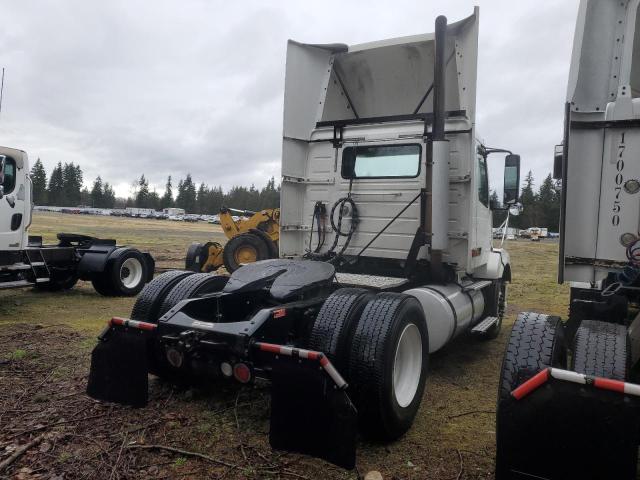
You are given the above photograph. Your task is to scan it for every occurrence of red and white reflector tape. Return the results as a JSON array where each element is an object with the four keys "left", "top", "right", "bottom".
[
  {"left": 255, "top": 342, "right": 348, "bottom": 389},
  {"left": 109, "top": 317, "right": 157, "bottom": 331},
  {"left": 511, "top": 367, "right": 640, "bottom": 400}
]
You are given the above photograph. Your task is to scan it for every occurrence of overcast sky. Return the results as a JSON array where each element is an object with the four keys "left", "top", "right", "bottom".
[{"left": 0, "top": 0, "right": 579, "bottom": 198}]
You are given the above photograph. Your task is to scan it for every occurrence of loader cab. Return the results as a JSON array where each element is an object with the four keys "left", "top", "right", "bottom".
[{"left": 0, "top": 147, "right": 30, "bottom": 252}]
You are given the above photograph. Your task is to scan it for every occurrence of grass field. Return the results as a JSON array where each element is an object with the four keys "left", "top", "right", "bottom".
[{"left": 0, "top": 212, "right": 570, "bottom": 479}]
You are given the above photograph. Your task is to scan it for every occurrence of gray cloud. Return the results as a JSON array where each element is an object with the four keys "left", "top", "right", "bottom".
[{"left": 0, "top": 0, "right": 580, "bottom": 197}]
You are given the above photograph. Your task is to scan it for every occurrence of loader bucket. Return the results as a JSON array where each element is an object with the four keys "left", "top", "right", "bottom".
[
  {"left": 86, "top": 329, "right": 149, "bottom": 408},
  {"left": 269, "top": 361, "right": 357, "bottom": 469}
]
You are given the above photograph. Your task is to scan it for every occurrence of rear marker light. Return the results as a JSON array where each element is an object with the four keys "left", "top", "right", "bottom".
[
  {"left": 220, "top": 362, "right": 233, "bottom": 377},
  {"left": 233, "top": 363, "right": 252, "bottom": 383},
  {"left": 273, "top": 308, "right": 286, "bottom": 318}
]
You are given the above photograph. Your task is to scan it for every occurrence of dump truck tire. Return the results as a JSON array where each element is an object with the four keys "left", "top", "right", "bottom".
[
  {"left": 131, "top": 270, "right": 193, "bottom": 322},
  {"left": 159, "top": 273, "right": 229, "bottom": 317},
  {"left": 308, "top": 288, "right": 374, "bottom": 372},
  {"left": 495, "top": 312, "right": 565, "bottom": 479},
  {"left": 92, "top": 248, "right": 149, "bottom": 296},
  {"left": 347, "top": 293, "right": 428, "bottom": 440},
  {"left": 571, "top": 320, "right": 629, "bottom": 381},
  {"left": 223, "top": 233, "right": 270, "bottom": 272}
]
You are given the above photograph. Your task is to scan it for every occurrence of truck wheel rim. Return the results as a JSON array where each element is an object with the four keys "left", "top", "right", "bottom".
[
  {"left": 393, "top": 323, "right": 422, "bottom": 408},
  {"left": 235, "top": 246, "right": 257, "bottom": 264},
  {"left": 120, "top": 258, "right": 143, "bottom": 289}
]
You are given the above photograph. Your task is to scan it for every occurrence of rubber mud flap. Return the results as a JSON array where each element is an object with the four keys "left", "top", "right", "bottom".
[
  {"left": 269, "top": 361, "right": 357, "bottom": 469},
  {"left": 497, "top": 379, "right": 640, "bottom": 479},
  {"left": 86, "top": 330, "right": 149, "bottom": 408}
]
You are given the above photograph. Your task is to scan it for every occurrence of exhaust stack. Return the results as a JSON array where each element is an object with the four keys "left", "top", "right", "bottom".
[{"left": 430, "top": 15, "right": 449, "bottom": 274}]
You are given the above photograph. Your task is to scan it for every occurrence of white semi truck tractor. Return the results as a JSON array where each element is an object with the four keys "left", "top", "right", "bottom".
[
  {"left": 88, "top": 8, "right": 521, "bottom": 468},
  {"left": 0, "top": 146, "right": 154, "bottom": 296},
  {"left": 496, "top": 1, "right": 640, "bottom": 478}
]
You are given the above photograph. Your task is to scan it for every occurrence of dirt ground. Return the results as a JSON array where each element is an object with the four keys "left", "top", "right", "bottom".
[{"left": 0, "top": 213, "right": 569, "bottom": 479}]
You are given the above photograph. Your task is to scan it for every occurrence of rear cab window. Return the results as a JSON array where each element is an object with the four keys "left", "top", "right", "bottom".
[{"left": 342, "top": 144, "right": 421, "bottom": 178}]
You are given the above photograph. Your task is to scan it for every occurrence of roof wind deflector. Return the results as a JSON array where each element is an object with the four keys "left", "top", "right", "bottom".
[{"left": 303, "top": 43, "right": 348, "bottom": 54}]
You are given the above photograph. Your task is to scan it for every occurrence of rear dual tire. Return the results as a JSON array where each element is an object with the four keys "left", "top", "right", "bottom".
[
  {"left": 310, "top": 290, "right": 428, "bottom": 441},
  {"left": 92, "top": 248, "right": 149, "bottom": 296}
]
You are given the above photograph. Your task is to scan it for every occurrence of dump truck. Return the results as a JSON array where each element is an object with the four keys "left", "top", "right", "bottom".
[
  {"left": 0, "top": 146, "right": 154, "bottom": 296},
  {"left": 496, "top": 1, "right": 640, "bottom": 478},
  {"left": 185, "top": 206, "right": 279, "bottom": 273},
  {"left": 88, "top": 8, "right": 521, "bottom": 468}
]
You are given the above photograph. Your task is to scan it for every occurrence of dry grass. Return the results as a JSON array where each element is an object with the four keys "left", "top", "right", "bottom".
[{"left": 0, "top": 213, "right": 571, "bottom": 479}]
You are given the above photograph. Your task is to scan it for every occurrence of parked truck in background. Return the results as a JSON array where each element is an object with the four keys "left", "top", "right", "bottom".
[
  {"left": 496, "top": 1, "right": 640, "bottom": 478},
  {"left": 0, "top": 146, "right": 154, "bottom": 296}
]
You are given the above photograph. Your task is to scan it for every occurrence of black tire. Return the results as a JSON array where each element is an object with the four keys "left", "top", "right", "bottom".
[
  {"left": 222, "top": 233, "right": 270, "bottom": 272},
  {"left": 347, "top": 293, "right": 429, "bottom": 440},
  {"left": 308, "top": 288, "right": 374, "bottom": 371},
  {"left": 158, "top": 273, "right": 228, "bottom": 317},
  {"left": 496, "top": 312, "right": 565, "bottom": 479},
  {"left": 249, "top": 228, "right": 279, "bottom": 259},
  {"left": 571, "top": 320, "right": 629, "bottom": 381},
  {"left": 92, "top": 248, "right": 149, "bottom": 297},
  {"left": 35, "top": 268, "right": 79, "bottom": 291},
  {"left": 185, "top": 242, "right": 205, "bottom": 272},
  {"left": 479, "top": 280, "right": 506, "bottom": 340},
  {"left": 497, "top": 312, "right": 566, "bottom": 401},
  {"left": 131, "top": 270, "right": 193, "bottom": 322}
]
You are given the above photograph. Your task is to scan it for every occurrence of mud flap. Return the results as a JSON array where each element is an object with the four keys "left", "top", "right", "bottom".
[
  {"left": 269, "top": 361, "right": 357, "bottom": 469},
  {"left": 497, "top": 380, "right": 640, "bottom": 479},
  {"left": 86, "top": 329, "right": 149, "bottom": 408}
]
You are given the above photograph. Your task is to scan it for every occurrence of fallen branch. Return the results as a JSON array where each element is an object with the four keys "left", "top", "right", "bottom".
[
  {"left": 447, "top": 409, "right": 495, "bottom": 419},
  {"left": 0, "top": 434, "right": 45, "bottom": 472},
  {"left": 8, "top": 412, "right": 110, "bottom": 440},
  {"left": 126, "top": 444, "right": 237, "bottom": 468},
  {"left": 455, "top": 449, "right": 463, "bottom": 480}
]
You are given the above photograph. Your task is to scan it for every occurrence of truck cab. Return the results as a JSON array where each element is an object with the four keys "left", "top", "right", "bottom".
[
  {"left": 0, "top": 147, "right": 30, "bottom": 257},
  {"left": 280, "top": 7, "right": 518, "bottom": 286}
]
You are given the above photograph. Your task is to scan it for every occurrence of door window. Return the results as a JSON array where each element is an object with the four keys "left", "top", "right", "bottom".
[
  {"left": 477, "top": 155, "right": 489, "bottom": 207},
  {"left": 2, "top": 157, "right": 16, "bottom": 194}
]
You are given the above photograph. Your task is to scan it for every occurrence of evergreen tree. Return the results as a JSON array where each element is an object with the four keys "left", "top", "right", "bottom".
[
  {"left": 30, "top": 158, "right": 48, "bottom": 205},
  {"left": 90, "top": 176, "right": 103, "bottom": 207},
  {"left": 161, "top": 175, "right": 173, "bottom": 208},
  {"left": 176, "top": 174, "right": 196, "bottom": 213},
  {"left": 103, "top": 183, "right": 116, "bottom": 208},
  {"left": 537, "top": 174, "right": 558, "bottom": 230},
  {"left": 135, "top": 174, "right": 149, "bottom": 208},
  {"left": 47, "top": 162, "right": 65, "bottom": 206},
  {"left": 516, "top": 170, "right": 536, "bottom": 229},
  {"left": 61, "top": 163, "right": 83, "bottom": 206},
  {"left": 196, "top": 182, "right": 208, "bottom": 214}
]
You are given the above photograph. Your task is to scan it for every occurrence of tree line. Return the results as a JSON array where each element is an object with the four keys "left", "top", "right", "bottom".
[
  {"left": 492, "top": 171, "right": 561, "bottom": 231},
  {"left": 29, "top": 158, "right": 281, "bottom": 213}
]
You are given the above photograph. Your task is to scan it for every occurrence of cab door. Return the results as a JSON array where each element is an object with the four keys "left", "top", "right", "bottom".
[
  {"left": 472, "top": 153, "right": 492, "bottom": 268},
  {"left": 0, "top": 147, "right": 29, "bottom": 251}
]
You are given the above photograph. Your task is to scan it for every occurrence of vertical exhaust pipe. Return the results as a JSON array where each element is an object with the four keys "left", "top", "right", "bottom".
[{"left": 430, "top": 15, "right": 449, "bottom": 279}]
